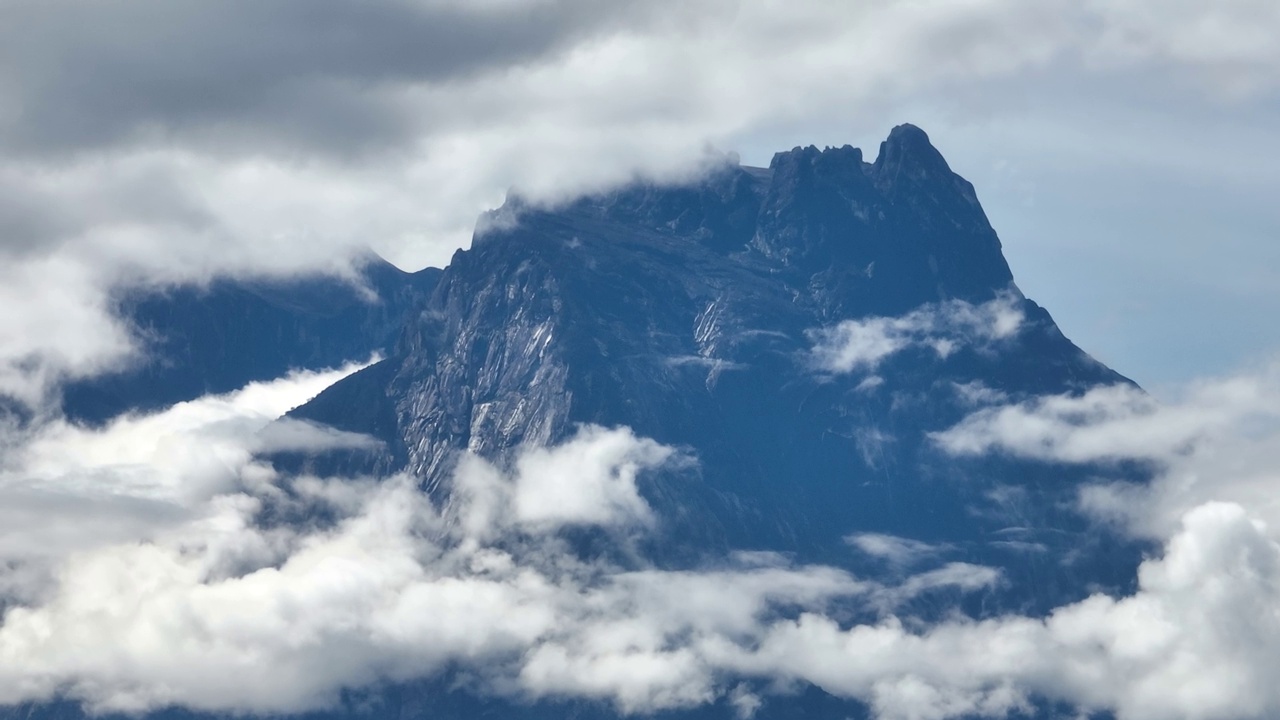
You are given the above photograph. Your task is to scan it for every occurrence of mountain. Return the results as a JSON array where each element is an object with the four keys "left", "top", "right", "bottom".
[
  {"left": 286, "top": 123, "right": 1141, "bottom": 606},
  {"left": 60, "top": 255, "right": 441, "bottom": 424},
  {"left": 11, "top": 124, "right": 1149, "bottom": 720}
]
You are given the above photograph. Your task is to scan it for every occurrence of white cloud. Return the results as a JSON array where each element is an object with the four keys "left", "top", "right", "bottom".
[
  {"left": 0, "top": 361, "right": 371, "bottom": 601},
  {"left": 950, "top": 381, "right": 1010, "bottom": 406},
  {"left": 3, "top": 0, "right": 1279, "bottom": 407},
  {"left": 846, "top": 533, "right": 951, "bottom": 568},
  {"left": 0, "top": 369, "right": 1018, "bottom": 717},
  {"left": 447, "top": 424, "right": 677, "bottom": 545},
  {"left": 809, "top": 293, "right": 1026, "bottom": 374},
  {"left": 787, "top": 360, "right": 1278, "bottom": 718},
  {"left": 509, "top": 425, "right": 673, "bottom": 530},
  {"left": 729, "top": 683, "right": 764, "bottom": 719},
  {"left": 720, "top": 501, "right": 1280, "bottom": 720},
  {"left": 0, "top": 257, "right": 137, "bottom": 406},
  {"left": 810, "top": 316, "right": 911, "bottom": 373},
  {"left": 932, "top": 362, "right": 1280, "bottom": 538},
  {"left": 0, "top": 427, "right": 864, "bottom": 715},
  {"left": 6, "top": 360, "right": 375, "bottom": 504},
  {"left": 932, "top": 382, "right": 1194, "bottom": 463},
  {"left": 5, "top": 357, "right": 1280, "bottom": 719}
]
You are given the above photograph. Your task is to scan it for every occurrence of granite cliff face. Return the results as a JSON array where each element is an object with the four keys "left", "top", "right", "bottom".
[{"left": 288, "top": 124, "right": 1140, "bottom": 608}]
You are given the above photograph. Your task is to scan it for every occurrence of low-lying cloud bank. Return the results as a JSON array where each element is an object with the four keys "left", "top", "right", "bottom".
[{"left": 2, "top": 355, "right": 1280, "bottom": 719}]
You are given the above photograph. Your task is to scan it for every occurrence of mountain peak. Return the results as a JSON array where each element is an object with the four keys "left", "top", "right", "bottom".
[
  {"left": 471, "top": 125, "right": 1012, "bottom": 315},
  {"left": 873, "top": 122, "right": 952, "bottom": 182},
  {"left": 885, "top": 122, "right": 933, "bottom": 148},
  {"left": 744, "top": 125, "right": 1012, "bottom": 311}
]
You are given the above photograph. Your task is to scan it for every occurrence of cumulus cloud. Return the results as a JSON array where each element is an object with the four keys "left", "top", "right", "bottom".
[
  {"left": 0, "top": 257, "right": 137, "bottom": 406},
  {"left": 448, "top": 424, "right": 675, "bottom": 542},
  {"left": 509, "top": 425, "right": 674, "bottom": 529},
  {"left": 0, "top": 369, "right": 1012, "bottom": 717},
  {"left": 808, "top": 293, "right": 1026, "bottom": 373}
]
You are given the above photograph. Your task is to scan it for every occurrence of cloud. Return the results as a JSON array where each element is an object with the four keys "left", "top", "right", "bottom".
[
  {"left": 950, "top": 381, "right": 1010, "bottom": 406},
  {"left": 6, "top": 0, "right": 1274, "bottom": 162},
  {"left": 6, "top": 356, "right": 1280, "bottom": 719},
  {"left": 721, "top": 501, "right": 1280, "bottom": 720},
  {"left": 808, "top": 293, "right": 1026, "bottom": 373},
  {"left": 0, "top": 0, "right": 647, "bottom": 158},
  {"left": 449, "top": 424, "right": 675, "bottom": 542},
  {"left": 0, "top": 361, "right": 371, "bottom": 601},
  {"left": 806, "top": 360, "right": 1280, "bottom": 718},
  {"left": 254, "top": 418, "right": 383, "bottom": 455},
  {"left": 932, "top": 362, "right": 1280, "bottom": 538},
  {"left": 3, "top": 0, "right": 1278, "bottom": 409},
  {"left": 0, "top": 369, "right": 1014, "bottom": 717},
  {"left": 847, "top": 533, "right": 952, "bottom": 568},
  {"left": 509, "top": 425, "right": 674, "bottom": 529},
  {"left": 932, "top": 382, "right": 1198, "bottom": 463}
]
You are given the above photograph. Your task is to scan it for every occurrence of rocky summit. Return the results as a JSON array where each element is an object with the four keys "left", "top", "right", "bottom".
[{"left": 287, "top": 123, "right": 1142, "bottom": 605}]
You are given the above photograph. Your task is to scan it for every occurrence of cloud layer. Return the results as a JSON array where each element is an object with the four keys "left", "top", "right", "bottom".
[
  {"left": 1, "top": 352, "right": 1280, "bottom": 719},
  {"left": 2, "top": 285, "right": 1280, "bottom": 720},
  {"left": 0, "top": 368, "right": 1000, "bottom": 717},
  {"left": 808, "top": 293, "right": 1025, "bottom": 374},
  {"left": 3, "top": 0, "right": 1280, "bottom": 407}
]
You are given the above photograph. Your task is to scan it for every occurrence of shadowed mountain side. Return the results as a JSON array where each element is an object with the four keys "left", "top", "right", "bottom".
[{"left": 60, "top": 256, "right": 441, "bottom": 424}]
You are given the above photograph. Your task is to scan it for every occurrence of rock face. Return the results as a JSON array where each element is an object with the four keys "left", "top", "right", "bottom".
[
  {"left": 61, "top": 255, "right": 441, "bottom": 424},
  {"left": 290, "top": 124, "right": 1141, "bottom": 606}
]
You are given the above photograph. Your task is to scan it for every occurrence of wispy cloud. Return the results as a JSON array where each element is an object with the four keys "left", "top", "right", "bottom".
[
  {"left": 846, "top": 532, "right": 953, "bottom": 568},
  {"left": 0, "top": 371, "right": 1002, "bottom": 717},
  {"left": 5, "top": 356, "right": 1280, "bottom": 719},
  {"left": 932, "top": 363, "right": 1280, "bottom": 538},
  {"left": 808, "top": 293, "right": 1026, "bottom": 374}
]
